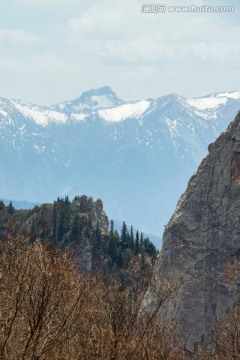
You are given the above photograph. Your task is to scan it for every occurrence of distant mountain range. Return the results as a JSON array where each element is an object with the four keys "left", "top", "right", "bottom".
[
  {"left": 0, "top": 86, "right": 239, "bottom": 246},
  {"left": 1, "top": 199, "right": 40, "bottom": 210}
]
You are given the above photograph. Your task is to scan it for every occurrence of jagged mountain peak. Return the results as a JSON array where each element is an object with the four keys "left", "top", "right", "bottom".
[
  {"left": 0, "top": 88, "right": 240, "bottom": 239},
  {"left": 150, "top": 93, "right": 186, "bottom": 109},
  {"left": 53, "top": 86, "right": 124, "bottom": 113},
  {"left": 160, "top": 93, "right": 184, "bottom": 101},
  {"left": 77, "top": 85, "right": 124, "bottom": 108},
  {"left": 79, "top": 85, "right": 118, "bottom": 98}
]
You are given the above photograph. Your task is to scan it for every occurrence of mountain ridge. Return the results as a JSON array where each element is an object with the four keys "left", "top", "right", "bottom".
[
  {"left": 2, "top": 87, "right": 240, "bottom": 126},
  {"left": 0, "top": 87, "right": 240, "bottom": 243}
]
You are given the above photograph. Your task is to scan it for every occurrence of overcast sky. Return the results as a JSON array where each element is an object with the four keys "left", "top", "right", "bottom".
[{"left": 0, "top": 0, "right": 239, "bottom": 105}]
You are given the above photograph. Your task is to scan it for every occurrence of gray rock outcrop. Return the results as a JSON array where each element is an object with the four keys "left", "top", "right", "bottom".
[{"left": 145, "top": 111, "right": 240, "bottom": 353}]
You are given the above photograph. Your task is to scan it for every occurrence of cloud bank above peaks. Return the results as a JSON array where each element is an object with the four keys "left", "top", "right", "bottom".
[{"left": 0, "top": 0, "right": 239, "bottom": 105}]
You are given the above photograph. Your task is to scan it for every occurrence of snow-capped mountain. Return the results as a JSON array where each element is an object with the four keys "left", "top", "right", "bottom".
[
  {"left": 0, "top": 86, "right": 240, "bottom": 244},
  {"left": 52, "top": 86, "right": 124, "bottom": 114}
]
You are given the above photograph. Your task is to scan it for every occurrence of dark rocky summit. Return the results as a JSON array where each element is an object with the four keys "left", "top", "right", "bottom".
[{"left": 145, "top": 111, "right": 240, "bottom": 353}]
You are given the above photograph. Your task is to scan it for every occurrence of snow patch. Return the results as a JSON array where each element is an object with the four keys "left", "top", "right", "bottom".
[
  {"left": 187, "top": 97, "right": 227, "bottom": 110},
  {"left": 164, "top": 117, "right": 177, "bottom": 138},
  {"left": 193, "top": 110, "right": 217, "bottom": 120},
  {"left": 216, "top": 91, "right": 240, "bottom": 100},
  {"left": 0, "top": 110, "right": 8, "bottom": 117},
  {"left": 71, "top": 113, "right": 87, "bottom": 122},
  {"left": 14, "top": 103, "right": 67, "bottom": 126},
  {"left": 98, "top": 101, "right": 150, "bottom": 122},
  {"left": 34, "top": 145, "right": 46, "bottom": 153}
]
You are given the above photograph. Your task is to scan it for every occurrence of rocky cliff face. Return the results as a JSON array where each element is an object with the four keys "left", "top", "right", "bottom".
[{"left": 145, "top": 111, "right": 240, "bottom": 353}]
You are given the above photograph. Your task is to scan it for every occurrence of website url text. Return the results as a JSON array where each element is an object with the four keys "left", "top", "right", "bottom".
[{"left": 141, "top": 4, "right": 235, "bottom": 13}]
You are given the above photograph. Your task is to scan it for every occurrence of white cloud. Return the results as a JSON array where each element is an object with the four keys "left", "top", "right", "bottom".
[
  {"left": 0, "top": 0, "right": 239, "bottom": 104},
  {"left": 0, "top": 29, "right": 44, "bottom": 45},
  {"left": 20, "top": 0, "right": 78, "bottom": 4},
  {"left": 65, "top": 0, "right": 240, "bottom": 65},
  {"left": 87, "top": 38, "right": 176, "bottom": 63},
  {"left": 68, "top": 2, "right": 130, "bottom": 34},
  {"left": 193, "top": 42, "right": 240, "bottom": 61}
]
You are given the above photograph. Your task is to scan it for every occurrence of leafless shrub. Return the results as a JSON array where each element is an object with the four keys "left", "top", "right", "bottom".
[{"left": 0, "top": 235, "right": 185, "bottom": 359}]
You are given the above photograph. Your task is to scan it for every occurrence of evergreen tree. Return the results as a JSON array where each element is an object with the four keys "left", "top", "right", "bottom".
[
  {"left": 56, "top": 198, "right": 70, "bottom": 242},
  {"left": 64, "top": 195, "right": 69, "bottom": 204},
  {"left": 52, "top": 202, "right": 57, "bottom": 241},
  {"left": 116, "top": 248, "right": 123, "bottom": 267},
  {"left": 108, "top": 237, "right": 116, "bottom": 263},
  {"left": 108, "top": 220, "right": 116, "bottom": 262},
  {"left": 121, "top": 221, "right": 128, "bottom": 249},
  {"left": 129, "top": 226, "right": 135, "bottom": 251},
  {"left": 134, "top": 230, "right": 139, "bottom": 255},
  {"left": 93, "top": 221, "right": 102, "bottom": 261},
  {"left": 110, "top": 220, "right": 114, "bottom": 239},
  {"left": 0, "top": 200, "right": 5, "bottom": 211},
  {"left": 140, "top": 232, "right": 144, "bottom": 252},
  {"left": 7, "top": 201, "right": 15, "bottom": 214},
  {"left": 70, "top": 214, "right": 83, "bottom": 244},
  {"left": 56, "top": 208, "right": 64, "bottom": 241}
]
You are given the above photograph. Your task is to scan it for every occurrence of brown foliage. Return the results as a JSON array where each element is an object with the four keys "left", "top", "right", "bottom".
[
  {"left": 0, "top": 235, "right": 184, "bottom": 360},
  {"left": 192, "top": 302, "right": 240, "bottom": 360},
  {"left": 0, "top": 236, "right": 92, "bottom": 359},
  {"left": 213, "top": 302, "right": 240, "bottom": 360}
]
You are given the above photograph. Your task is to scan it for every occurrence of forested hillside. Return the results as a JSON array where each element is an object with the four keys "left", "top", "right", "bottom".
[
  {"left": 0, "top": 196, "right": 184, "bottom": 360},
  {"left": 0, "top": 196, "right": 157, "bottom": 280},
  {"left": 1, "top": 195, "right": 239, "bottom": 358}
]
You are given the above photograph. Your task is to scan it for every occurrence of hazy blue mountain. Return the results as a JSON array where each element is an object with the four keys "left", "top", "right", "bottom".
[
  {"left": 0, "top": 87, "right": 240, "bottom": 246},
  {"left": 1, "top": 199, "right": 40, "bottom": 210}
]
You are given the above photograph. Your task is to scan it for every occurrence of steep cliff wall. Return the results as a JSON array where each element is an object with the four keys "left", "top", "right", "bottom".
[{"left": 146, "top": 112, "right": 240, "bottom": 353}]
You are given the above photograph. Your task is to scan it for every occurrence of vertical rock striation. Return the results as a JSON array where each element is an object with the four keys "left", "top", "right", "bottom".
[{"left": 146, "top": 112, "right": 240, "bottom": 352}]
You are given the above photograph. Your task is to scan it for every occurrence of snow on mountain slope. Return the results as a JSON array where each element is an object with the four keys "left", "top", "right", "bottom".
[
  {"left": 70, "top": 113, "right": 87, "bottom": 122},
  {"left": 0, "top": 87, "right": 239, "bottom": 162},
  {"left": 187, "top": 96, "right": 227, "bottom": 111},
  {"left": 13, "top": 101, "right": 88, "bottom": 126},
  {"left": 1, "top": 88, "right": 239, "bottom": 129},
  {"left": 98, "top": 100, "right": 150, "bottom": 122},
  {"left": 187, "top": 91, "right": 240, "bottom": 120},
  {"left": 216, "top": 91, "right": 240, "bottom": 100},
  {"left": 0, "top": 87, "right": 240, "bottom": 243},
  {"left": 14, "top": 102, "right": 68, "bottom": 126}
]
